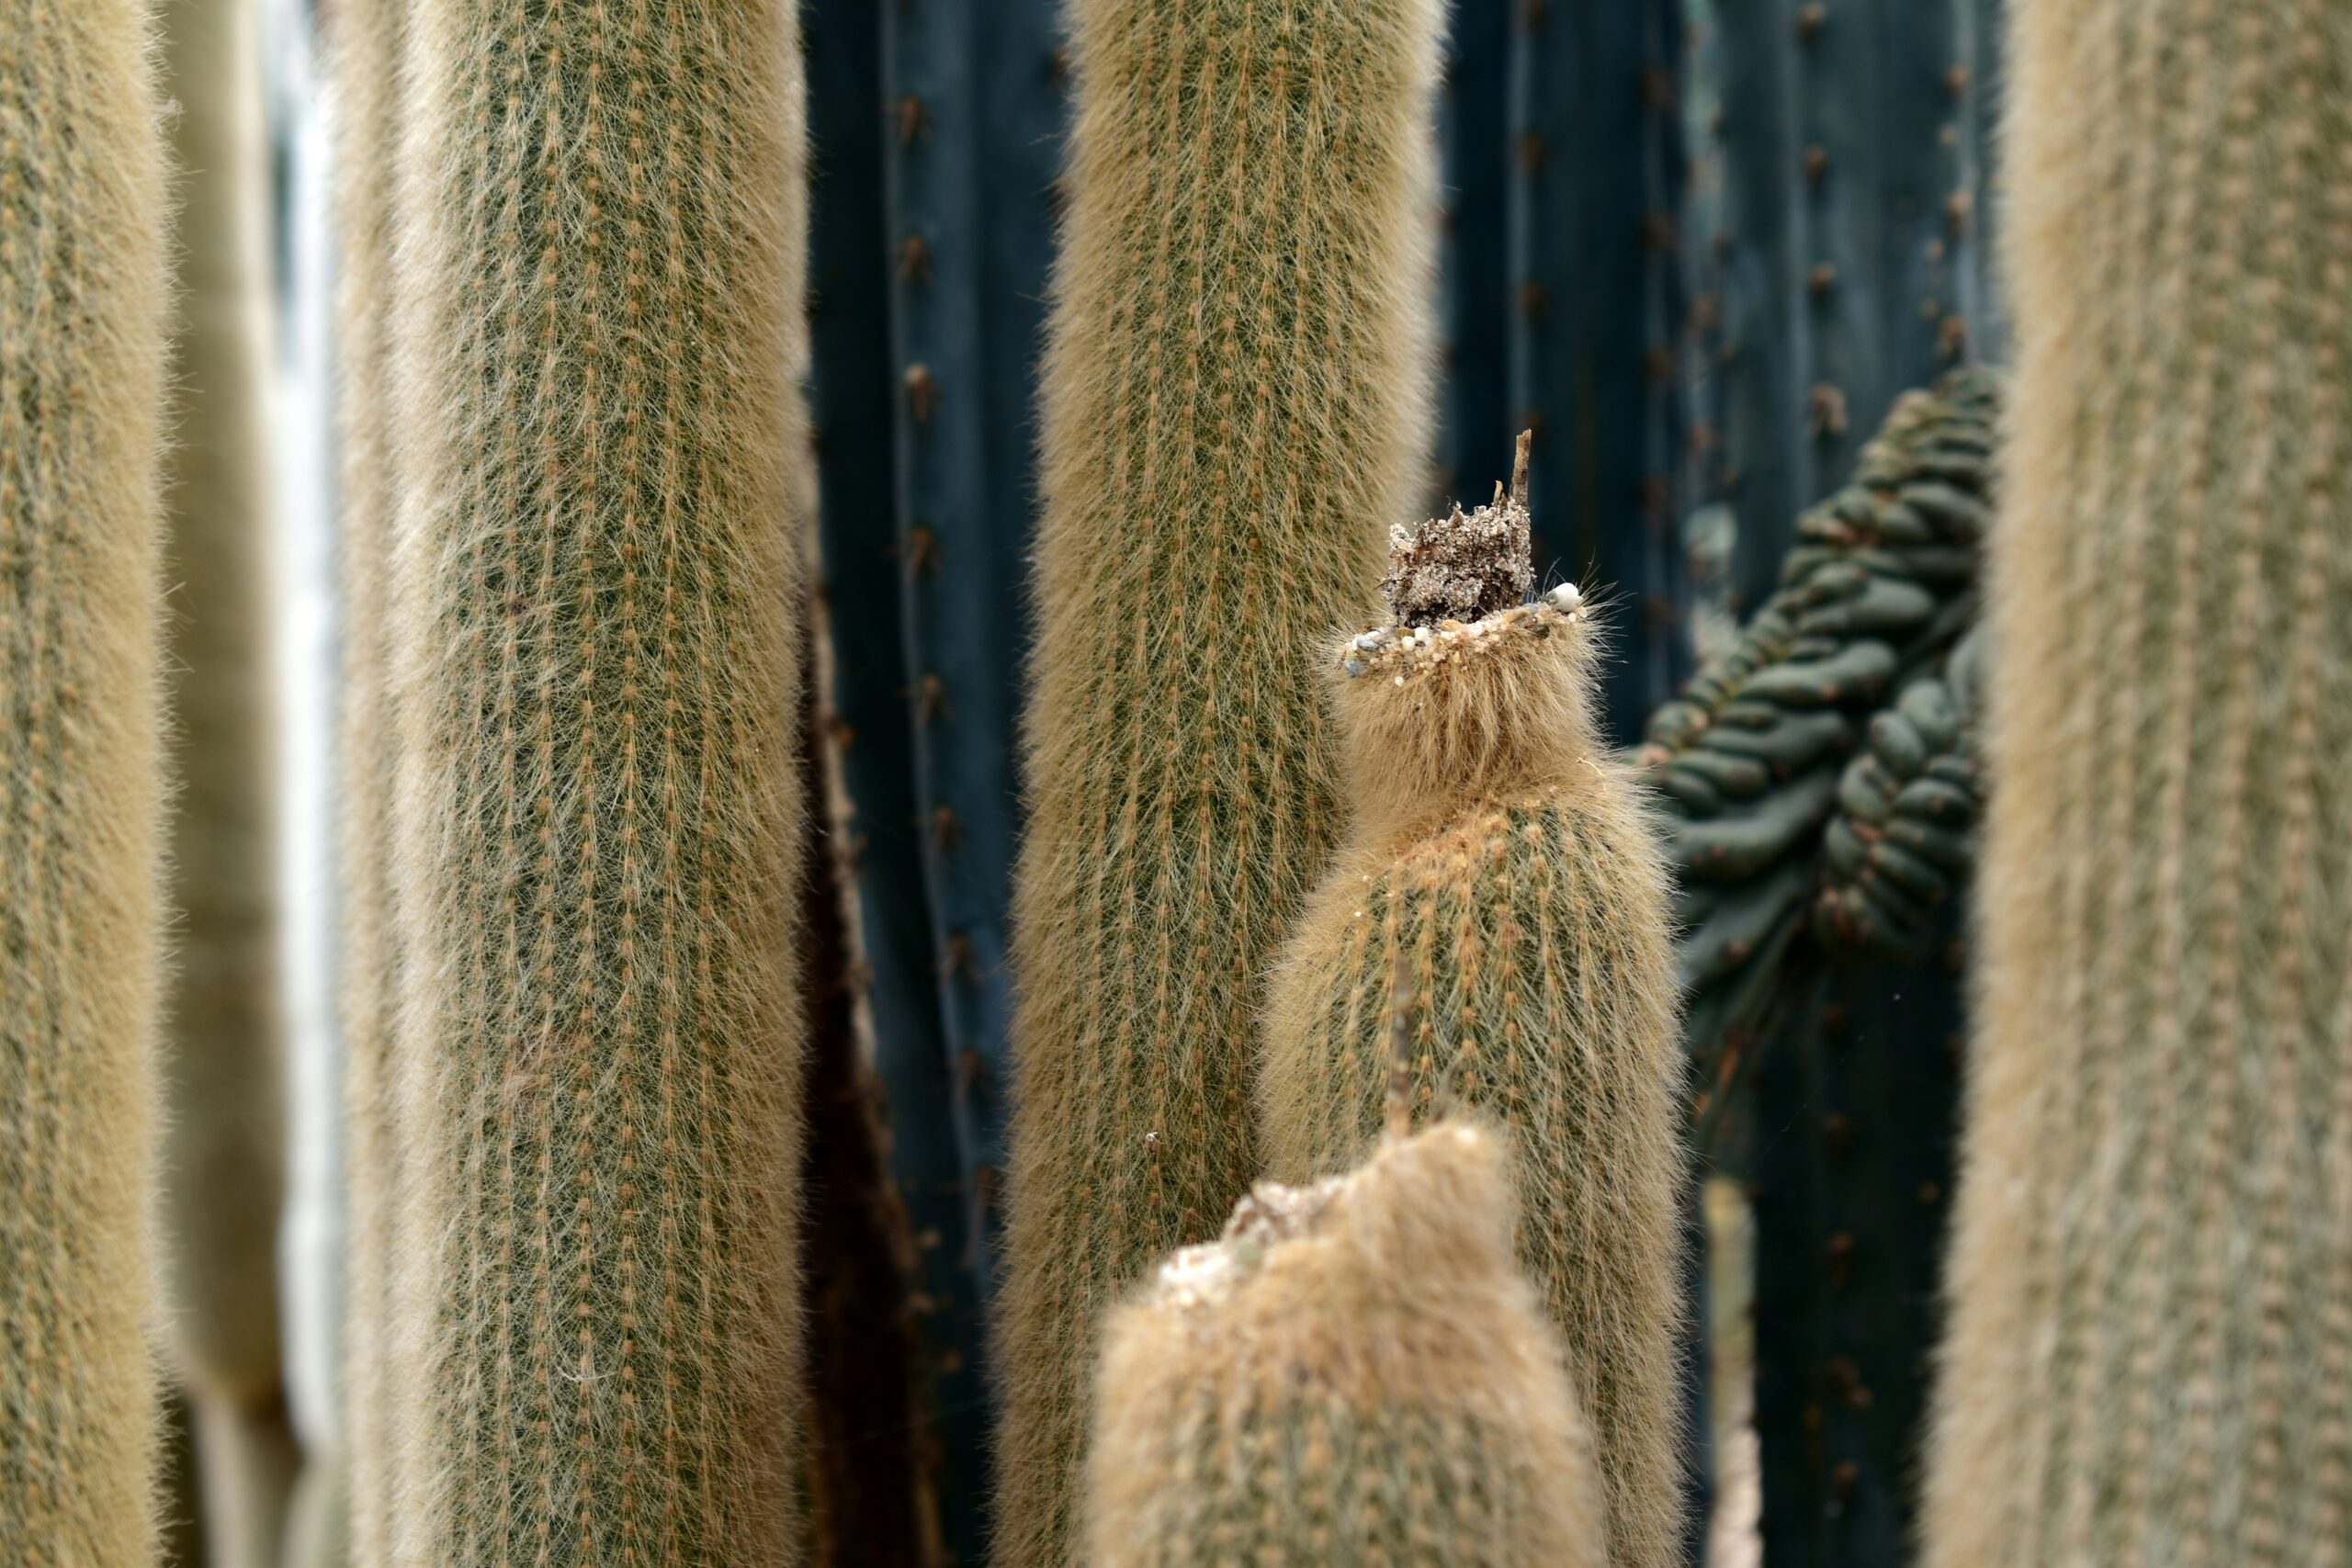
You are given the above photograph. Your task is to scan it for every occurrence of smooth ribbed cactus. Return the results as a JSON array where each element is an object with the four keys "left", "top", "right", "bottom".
[
  {"left": 385, "top": 2, "right": 810, "bottom": 1557},
  {"left": 1086, "top": 1122, "right": 1606, "bottom": 1568},
  {"left": 1506, "top": 0, "right": 1689, "bottom": 740},
  {"left": 1261, "top": 467, "right": 1685, "bottom": 1568},
  {"left": 0, "top": 1, "right": 169, "bottom": 1558},
  {"left": 1434, "top": 0, "right": 1510, "bottom": 510},
  {"left": 158, "top": 0, "right": 301, "bottom": 1560},
  {"left": 1928, "top": 3, "right": 2352, "bottom": 1562},
  {"left": 326, "top": 0, "right": 404, "bottom": 1558},
  {"left": 878, "top": 0, "right": 1070, "bottom": 1344},
  {"left": 803, "top": 0, "right": 991, "bottom": 1551},
  {"left": 997, "top": 2, "right": 1440, "bottom": 1561}
]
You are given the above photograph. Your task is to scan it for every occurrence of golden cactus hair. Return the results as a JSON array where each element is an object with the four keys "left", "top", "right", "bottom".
[
  {"left": 1926, "top": 2, "right": 2352, "bottom": 1562},
  {"left": 1085, "top": 1119, "right": 1608, "bottom": 1568},
  {"left": 383, "top": 0, "right": 812, "bottom": 1556},
  {"left": 324, "top": 0, "right": 407, "bottom": 1557},
  {"left": 1261, "top": 455, "right": 1687, "bottom": 1568},
  {"left": 0, "top": 0, "right": 171, "bottom": 1558},
  {"left": 997, "top": 1, "right": 1442, "bottom": 1557}
]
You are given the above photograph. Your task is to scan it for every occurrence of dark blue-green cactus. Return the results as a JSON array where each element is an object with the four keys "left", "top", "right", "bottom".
[
  {"left": 1507, "top": 0, "right": 1691, "bottom": 742},
  {"left": 1683, "top": 6, "right": 2005, "bottom": 1561},
  {"left": 804, "top": 2, "right": 995, "bottom": 1561},
  {"left": 878, "top": 1, "right": 1068, "bottom": 1314},
  {"left": 1435, "top": 0, "right": 1512, "bottom": 513}
]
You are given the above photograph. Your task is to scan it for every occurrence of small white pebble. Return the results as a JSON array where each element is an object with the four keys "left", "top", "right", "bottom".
[
  {"left": 1549, "top": 581, "right": 1582, "bottom": 610},
  {"left": 1343, "top": 659, "right": 1365, "bottom": 677},
  {"left": 1394, "top": 674, "right": 1406, "bottom": 686}
]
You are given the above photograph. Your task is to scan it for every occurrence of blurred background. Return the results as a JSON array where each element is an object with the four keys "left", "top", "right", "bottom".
[{"left": 167, "top": 1, "right": 2006, "bottom": 1563}]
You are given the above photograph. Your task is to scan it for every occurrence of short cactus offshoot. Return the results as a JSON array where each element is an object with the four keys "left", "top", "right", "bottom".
[
  {"left": 1261, "top": 444, "right": 1686, "bottom": 1568},
  {"left": 1086, "top": 1121, "right": 1606, "bottom": 1568}
]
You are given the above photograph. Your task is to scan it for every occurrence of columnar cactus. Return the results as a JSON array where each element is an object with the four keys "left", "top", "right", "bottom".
[
  {"left": 1928, "top": 2, "right": 2352, "bottom": 1562},
  {"left": 327, "top": 0, "right": 405, "bottom": 1557},
  {"left": 1086, "top": 1122, "right": 1606, "bottom": 1568},
  {"left": 158, "top": 0, "right": 301, "bottom": 1559},
  {"left": 0, "top": 0, "right": 169, "bottom": 1558},
  {"left": 1261, "top": 460, "right": 1685, "bottom": 1568},
  {"left": 386, "top": 2, "right": 811, "bottom": 1557},
  {"left": 997, "top": 2, "right": 1441, "bottom": 1561}
]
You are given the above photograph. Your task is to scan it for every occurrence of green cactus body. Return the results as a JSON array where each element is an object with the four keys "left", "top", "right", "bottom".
[
  {"left": 1261, "top": 496, "right": 1686, "bottom": 1568},
  {"left": 327, "top": 0, "right": 405, "bottom": 1558},
  {"left": 1647, "top": 370, "right": 1996, "bottom": 1113},
  {"left": 158, "top": 0, "right": 302, "bottom": 1559},
  {"left": 1086, "top": 1122, "right": 1606, "bottom": 1568},
  {"left": 997, "top": 2, "right": 1441, "bottom": 1560},
  {"left": 386, "top": 2, "right": 810, "bottom": 1558},
  {"left": 1928, "top": 3, "right": 2352, "bottom": 1562},
  {"left": 0, "top": 1, "right": 169, "bottom": 1558},
  {"left": 1814, "top": 625, "right": 1984, "bottom": 964}
]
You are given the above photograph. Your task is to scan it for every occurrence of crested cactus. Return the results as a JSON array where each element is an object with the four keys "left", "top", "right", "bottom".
[
  {"left": 1648, "top": 367, "right": 1996, "bottom": 1122},
  {"left": 996, "top": 1, "right": 1441, "bottom": 1561},
  {"left": 1928, "top": 2, "right": 2352, "bottom": 1561},
  {"left": 1261, "top": 454, "right": 1685, "bottom": 1568},
  {"left": 0, "top": 0, "right": 170, "bottom": 1557},
  {"left": 385, "top": 2, "right": 811, "bottom": 1557},
  {"left": 1814, "top": 624, "right": 1984, "bottom": 964},
  {"left": 1086, "top": 1121, "right": 1606, "bottom": 1568},
  {"left": 327, "top": 0, "right": 406, "bottom": 1557},
  {"left": 157, "top": 0, "right": 302, "bottom": 1559}
]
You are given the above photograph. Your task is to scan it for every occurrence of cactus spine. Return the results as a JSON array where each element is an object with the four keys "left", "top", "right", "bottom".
[
  {"left": 1928, "top": 2, "right": 2352, "bottom": 1562},
  {"left": 328, "top": 0, "right": 405, "bottom": 1557},
  {"left": 1261, "top": 466, "right": 1685, "bottom": 1568},
  {"left": 1086, "top": 1122, "right": 1606, "bottom": 1568},
  {"left": 0, "top": 1, "right": 169, "bottom": 1558},
  {"left": 386, "top": 1, "right": 811, "bottom": 1557},
  {"left": 997, "top": 2, "right": 1440, "bottom": 1561},
  {"left": 158, "top": 0, "right": 302, "bottom": 1559}
]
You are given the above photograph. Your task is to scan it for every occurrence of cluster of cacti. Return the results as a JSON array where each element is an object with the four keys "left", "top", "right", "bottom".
[
  {"left": 88, "top": 2, "right": 2352, "bottom": 1565},
  {"left": 1086, "top": 1122, "right": 1607, "bottom": 1568},
  {"left": 1261, "top": 457, "right": 1686, "bottom": 1568},
  {"left": 1652, "top": 367, "right": 1996, "bottom": 1111},
  {"left": 1928, "top": 1, "right": 2352, "bottom": 1561},
  {"left": 373, "top": 0, "right": 813, "bottom": 1556},
  {"left": 158, "top": 0, "right": 306, "bottom": 1560},
  {"left": 993, "top": 0, "right": 1442, "bottom": 1560},
  {"left": 0, "top": 0, "right": 170, "bottom": 1557}
]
